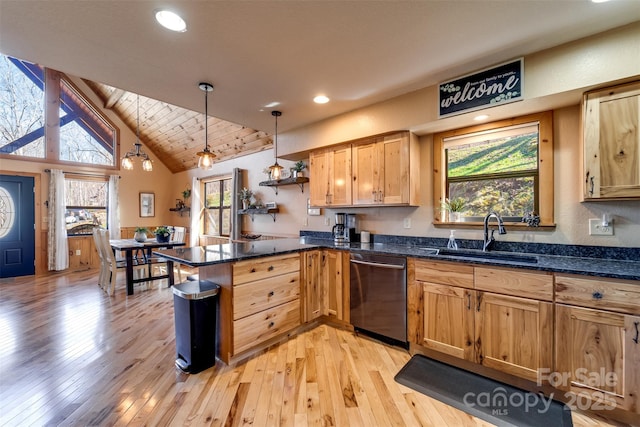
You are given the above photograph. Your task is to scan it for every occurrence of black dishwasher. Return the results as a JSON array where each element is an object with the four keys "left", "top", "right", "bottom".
[{"left": 349, "top": 253, "right": 407, "bottom": 347}]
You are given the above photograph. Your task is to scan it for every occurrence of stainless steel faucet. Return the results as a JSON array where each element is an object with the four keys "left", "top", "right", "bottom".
[{"left": 483, "top": 212, "right": 507, "bottom": 252}]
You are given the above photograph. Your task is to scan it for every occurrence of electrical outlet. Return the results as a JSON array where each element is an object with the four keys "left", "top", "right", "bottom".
[
  {"left": 303, "top": 217, "right": 308, "bottom": 226},
  {"left": 403, "top": 218, "right": 411, "bottom": 229},
  {"left": 589, "top": 218, "right": 614, "bottom": 236},
  {"left": 75, "top": 249, "right": 81, "bottom": 256},
  {"left": 325, "top": 217, "right": 330, "bottom": 226}
]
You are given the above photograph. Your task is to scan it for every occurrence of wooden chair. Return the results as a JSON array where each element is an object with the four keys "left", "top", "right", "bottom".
[
  {"left": 96, "top": 228, "right": 148, "bottom": 296},
  {"left": 92, "top": 228, "right": 108, "bottom": 290}
]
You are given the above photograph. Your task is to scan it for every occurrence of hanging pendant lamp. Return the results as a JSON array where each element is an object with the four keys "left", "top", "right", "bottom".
[
  {"left": 197, "top": 82, "right": 216, "bottom": 170},
  {"left": 268, "top": 110, "right": 284, "bottom": 180},
  {"left": 121, "top": 95, "right": 153, "bottom": 171}
]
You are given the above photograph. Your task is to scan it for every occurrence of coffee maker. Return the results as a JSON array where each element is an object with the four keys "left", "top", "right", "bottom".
[
  {"left": 345, "top": 213, "right": 358, "bottom": 242},
  {"left": 332, "top": 213, "right": 346, "bottom": 244}
]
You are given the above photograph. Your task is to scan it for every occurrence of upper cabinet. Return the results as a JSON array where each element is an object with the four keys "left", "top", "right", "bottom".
[
  {"left": 310, "top": 131, "right": 419, "bottom": 207},
  {"left": 309, "top": 145, "right": 352, "bottom": 206},
  {"left": 583, "top": 81, "right": 640, "bottom": 200}
]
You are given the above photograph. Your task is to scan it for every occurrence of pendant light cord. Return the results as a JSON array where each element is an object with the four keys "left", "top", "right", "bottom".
[{"left": 204, "top": 89, "right": 209, "bottom": 151}]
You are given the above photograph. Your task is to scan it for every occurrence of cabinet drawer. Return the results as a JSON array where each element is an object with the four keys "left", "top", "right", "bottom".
[
  {"left": 233, "top": 254, "right": 300, "bottom": 285},
  {"left": 233, "top": 299, "right": 301, "bottom": 354},
  {"left": 414, "top": 259, "right": 474, "bottom": 288},
  {"left": 475, "top": 267, "right": 553, "bottom": 301},
  {"left": 233, "top": 271, "right": 300, "bottom": 320},
  {"left": 555, "top": 274, "right": 640, "bottom": 315}
]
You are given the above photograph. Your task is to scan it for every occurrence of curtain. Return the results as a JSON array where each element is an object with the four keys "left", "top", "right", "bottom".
[
  {"left": 47, "top": 169, "right": 68, "bottom": 271},
  {"left": 108, "top": 175, "right": 120, "bottom": 239},
  {"left": 230, "top": 167, "right": 240, "bottom": 241},
  {"left": 189, "top": 176, "right": 201, "bottom": 247}
]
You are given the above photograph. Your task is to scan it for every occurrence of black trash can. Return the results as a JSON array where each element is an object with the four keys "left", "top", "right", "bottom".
[{"left": 172, "top": 280, "right": 220, "bottom": 373}]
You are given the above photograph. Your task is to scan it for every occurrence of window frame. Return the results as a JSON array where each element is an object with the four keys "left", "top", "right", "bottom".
[
  {"left": 0, "top": 54, "right": 120, "bottom": 169},
  {"left": 64, "top": 174, "right": 109, "bottom": 236},
  {"left": 202, "top": 175, "right": 233, "bottom": 238},
  {"left": 433, "top": 110, "right": 554, "bottom": 228}
]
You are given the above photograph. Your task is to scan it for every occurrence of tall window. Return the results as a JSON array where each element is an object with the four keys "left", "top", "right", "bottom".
[
  {"left": 0, "top": 52, "right": 117, "bottom": 167},
  {"left": 65, "top": 177, "right": 108, "bottom": 236},
  {"left": 204, "top": 177, "right": 232, "bottom": 237},
  {"left": 434, "top": 111, "right": 554, "bottom": 225}
]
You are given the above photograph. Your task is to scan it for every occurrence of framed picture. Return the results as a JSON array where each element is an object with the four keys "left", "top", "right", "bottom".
[{"left": 139, "top": 192, "right": 155, "bottom": 217}]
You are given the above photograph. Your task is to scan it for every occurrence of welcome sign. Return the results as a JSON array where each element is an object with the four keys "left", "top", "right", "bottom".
[{"left": 439, "top": 58, "right": 523, "bottom": 118}]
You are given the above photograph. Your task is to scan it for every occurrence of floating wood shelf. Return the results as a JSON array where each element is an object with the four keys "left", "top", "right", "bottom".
[
  {"left": 239, "top": 207, "right": 279, "bottom": 222},
  {"left": 259, "top": 176, "right": 309, "bottom": 195},
  {"left": 169, "top": 207, "right": 190, "bottom": 216}
]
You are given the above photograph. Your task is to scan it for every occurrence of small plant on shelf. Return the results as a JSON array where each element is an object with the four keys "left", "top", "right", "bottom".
[
  {"left": 291, "top": 160, "right": 306, "bottom": 178},
  {"left": 240, "top": 187, "right": 253, "bottom": 209}
]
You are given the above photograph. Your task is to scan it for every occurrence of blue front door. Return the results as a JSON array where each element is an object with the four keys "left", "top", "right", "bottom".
[{"left": 0, "top": 175, "right": 35, "bottom": 278}]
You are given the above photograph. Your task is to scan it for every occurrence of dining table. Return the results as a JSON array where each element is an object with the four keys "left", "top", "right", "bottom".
[{"left": 109, "top": 238, "right": 186, "bottom": 295}]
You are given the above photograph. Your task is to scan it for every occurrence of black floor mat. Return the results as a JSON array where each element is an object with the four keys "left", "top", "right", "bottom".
[{"left": 394, "top": 355, "right": 573, "bottom": 427}]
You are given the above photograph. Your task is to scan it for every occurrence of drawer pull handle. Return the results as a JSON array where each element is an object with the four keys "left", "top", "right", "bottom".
[
  {"left": 268, "top": 321, "right": 275, "bottom": 328},
  {"left": 633, "top": 322, "right": 639, "bottom": 344},
  {"left": 268, "top": 265, "right": 274, "bottom": 271},
  {"left": 592, "top": 291, "right": 603, "bottom": 300},
  {"left": 268, "top": 291, "right": 275, "bottom": 297}
]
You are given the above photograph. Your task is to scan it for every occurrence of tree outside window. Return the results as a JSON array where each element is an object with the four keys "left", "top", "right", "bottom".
[
  {"left": 204, "top": 178, "right": 232, "bottom": 237},
  {"left": 65, "top": 178, "right": 108, "bottom": 236}
]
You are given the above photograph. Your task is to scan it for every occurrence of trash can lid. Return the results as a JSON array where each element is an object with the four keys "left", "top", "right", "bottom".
[{"left": 172, "top": 279, "right": 220, "bottom": 300}]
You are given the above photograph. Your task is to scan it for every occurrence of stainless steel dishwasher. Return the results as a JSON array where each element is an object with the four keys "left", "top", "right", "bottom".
[{"left": 349, "top": 252, "right": 407, "bottom": 347}]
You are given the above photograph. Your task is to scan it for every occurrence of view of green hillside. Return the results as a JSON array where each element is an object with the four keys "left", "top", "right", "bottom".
[{"left": 446, "top": 133, "right": 538, "bottom": 218}]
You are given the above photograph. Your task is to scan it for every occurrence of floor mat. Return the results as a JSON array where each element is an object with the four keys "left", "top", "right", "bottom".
[{"left": 394, "top": 355, "right": 573, "bottom": 427}]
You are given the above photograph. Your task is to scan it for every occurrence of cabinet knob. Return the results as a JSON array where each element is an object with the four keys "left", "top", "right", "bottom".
[
  {"left": 268, "top": 291, "right": 275, "bottom": 297},
  {"left": 250, "top": 268, "right": 256, "bottom": 273},
  {"left": 268, "top": 265, "right": 274, "bottom": 271},
  {"left": 592, "top": 291, "right": 603, "bottom": 299},
  {"left": 268, "top": 321, "right": 275, "bottom": 328}
]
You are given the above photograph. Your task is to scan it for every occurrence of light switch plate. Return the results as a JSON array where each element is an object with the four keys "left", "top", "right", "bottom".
[
  {"left": 403, "top": 218, "right": 411, "bottom": 229},
  {"left": 589, "top": 218, "right": 614, "bottom": 236}
]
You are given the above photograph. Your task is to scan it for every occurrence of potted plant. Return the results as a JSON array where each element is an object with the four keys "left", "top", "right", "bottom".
[
  {"left": 291, "top": 160, "right": 306, "bottom": 178},
  {"left": 442, "top": 197, "right": 466, "bottom": 222},
  {"left": 134, "top": 227, "right": 148, "bottom": 242},
  {"left": 154, "top": 226, "right": 172, "bottom": 243},
  {"left": 240, "top": 187, "right": 253, "bottom": 210}
]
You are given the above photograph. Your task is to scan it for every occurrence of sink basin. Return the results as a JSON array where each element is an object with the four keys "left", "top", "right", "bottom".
[{"left": 435, "top": 248, "right": 539, "bottom": 264}]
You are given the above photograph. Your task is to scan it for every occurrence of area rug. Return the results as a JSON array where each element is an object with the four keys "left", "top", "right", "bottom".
[{"left": 394, "top": 355, "right": 573, "bottom": 427}]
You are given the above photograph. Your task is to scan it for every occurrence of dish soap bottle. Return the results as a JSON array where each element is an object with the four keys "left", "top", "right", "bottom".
[{"left": 447, "top": 230, "right": 458, "bottom": 250}]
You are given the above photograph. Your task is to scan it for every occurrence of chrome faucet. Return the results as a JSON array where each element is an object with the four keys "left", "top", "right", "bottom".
[{"left": 483, "top": 212, "right": 507, "bottom": 252}]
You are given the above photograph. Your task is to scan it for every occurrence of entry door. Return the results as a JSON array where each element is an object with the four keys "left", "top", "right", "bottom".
[{"left": 0, "top": 175, "right": 35, "bottom": 277}]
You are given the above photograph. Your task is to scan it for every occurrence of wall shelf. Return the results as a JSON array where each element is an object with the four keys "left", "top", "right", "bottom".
[
  {"left": 259, "top": 176, "right": 309, "bottom": 195},
  {"left": 239, "top": 207, "right": 279, "bottom": 222},
  {"left": 169, "top": 207, "right": 190, "bottom": 216}
]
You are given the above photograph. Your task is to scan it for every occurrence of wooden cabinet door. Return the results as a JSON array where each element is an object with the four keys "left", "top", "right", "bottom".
[
  {"left": 322, "top": 250, "right": 344, "bottom": 320},
  {"left": 422, "top": 282, "right": 475, "bottom": 361},
  {"left": 309, "top": 150, "right": 330, "bottom": 206},
  {"left": 583, "top": 81, "right": 640, "bottom": 199},
  {"left": 302, "top": 250, "right": 322, "bottom": 322},
  {"left": 329, "top": 146, "right": 352, "bottom": 206},
  {"left": 475, "top": 292, "right": 553, "bottom": 382},
  {"left": 352, "top": 141, "right": 381, "bottom": 205},
  {"left": 556, "top": 304, "right": 640, "bottom": 412},
  {"left": 380, "top": 136, "right": 410, "bottom": 204}
]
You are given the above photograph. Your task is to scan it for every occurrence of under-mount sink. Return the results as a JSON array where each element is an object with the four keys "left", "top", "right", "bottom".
[{"left": 435, "top": 248, "right": 539, "bottom": 264}]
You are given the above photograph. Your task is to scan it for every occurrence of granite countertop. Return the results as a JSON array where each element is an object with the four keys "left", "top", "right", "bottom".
[{"left": 154, "top": 237, "right": 640, "bottom": 281}]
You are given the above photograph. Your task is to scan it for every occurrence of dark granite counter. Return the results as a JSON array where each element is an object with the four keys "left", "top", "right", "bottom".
[{"left": 154, "top": 237, "right": 640, "bottom": 282}]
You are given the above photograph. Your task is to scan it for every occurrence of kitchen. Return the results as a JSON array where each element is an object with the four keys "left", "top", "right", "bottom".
[{"left": 1, "top": 2, "right": 640, "bottom": 426}]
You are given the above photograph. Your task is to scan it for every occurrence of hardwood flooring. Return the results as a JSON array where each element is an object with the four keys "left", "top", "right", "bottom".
[{"left": 0, "top": 268, "right": 630, "bottom": 426}]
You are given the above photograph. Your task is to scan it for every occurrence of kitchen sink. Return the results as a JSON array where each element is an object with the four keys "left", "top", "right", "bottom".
[{"left": 436, "top": 248, "right": 538, "bottom": 264}]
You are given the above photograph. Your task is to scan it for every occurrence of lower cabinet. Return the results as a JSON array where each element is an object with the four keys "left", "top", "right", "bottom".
[
  {"left": 555, "top": 274, "right": 640, "bottom": 413},
  {"left": 410, "top": 259, "right": 554, "bottom": 383},
  {"left": 300, "top": 249, "right": 349, "bottom": 324},
  {"left": 301, "top": 250, "right": 322, "bottom": 322}
]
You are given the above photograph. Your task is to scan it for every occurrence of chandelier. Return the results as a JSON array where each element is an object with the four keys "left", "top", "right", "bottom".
[
  {"left": 197, "top": 82, "right": 216, "bottom": 170},
  {"left": 121, "top": 95, "right": 153, "bottom": 171}
]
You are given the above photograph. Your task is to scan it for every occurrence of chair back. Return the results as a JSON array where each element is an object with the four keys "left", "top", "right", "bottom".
[
  {"left": 172, "top": 226, "right": 186, "bottom": 243},
  {"left": 92, "top": 228, "right": 105, "bottom": 262},
  {"left": 97, "top": 228, "right": 117, "bottom": 265}
]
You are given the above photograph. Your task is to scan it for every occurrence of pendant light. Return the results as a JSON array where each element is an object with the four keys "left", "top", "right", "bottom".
[
  {"left": 121, "top": 95, "right": 153, "bottom": 171},
  {"left": 197, "top": 82, "right": 216, "bottom": 170},
  {"left": 268, "top": 110, "right": 284, "bottom": 180}
]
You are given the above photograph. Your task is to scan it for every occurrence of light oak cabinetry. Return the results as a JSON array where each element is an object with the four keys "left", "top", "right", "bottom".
[
  {"left": 309, "top": 145, "right": 352, "bottom": 206},
  {"left": 209, "top": 253, "right": 301, "bottom": 363},
  {"left": 555, "top": 274, "right": 640, "bottom": 413},
  {"left": 351, "top": 132, "right": 419, "bottom": 205},
  {"left": 409, "top": 259, "right": 554, "bottom": 382},
  {"left": 583, "top": 80, "right": 640, "bottom": 200},
  {"left": 309, "top": 131, "right": 419, "bottom": 207},
  {"left": 300, "top": 249, "right": 349, "bottom": 324}
]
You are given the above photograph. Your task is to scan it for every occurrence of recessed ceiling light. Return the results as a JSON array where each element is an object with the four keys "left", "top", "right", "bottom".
[
  {"left": 264, "top": 101, "right": 280, "bottom": 108},
  {"left": 313, "top": 95, "right": 330, "bottom": 104},
  {"left": 473, "top": 114, "right": 489, "bottom": 121},
  {"left": 155, "top": 10, "right": 187, "bottom": 32},
  {"left": 591, "top": 0, "right": 610, "bottom": 3}
]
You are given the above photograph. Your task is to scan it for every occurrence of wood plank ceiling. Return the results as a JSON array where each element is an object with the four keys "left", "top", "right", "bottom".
[{"left": 85, "top": 80, "right": 273, "bottom": 173}]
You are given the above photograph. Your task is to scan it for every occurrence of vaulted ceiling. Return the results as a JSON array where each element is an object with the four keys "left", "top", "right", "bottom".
[{"left": 1, "top": 1, "right": 639, "bottom": 173}]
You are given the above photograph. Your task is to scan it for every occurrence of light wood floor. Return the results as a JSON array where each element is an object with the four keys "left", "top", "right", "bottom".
[{"left": 0, "top": 268, "right": 630, "bottom": 426}]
